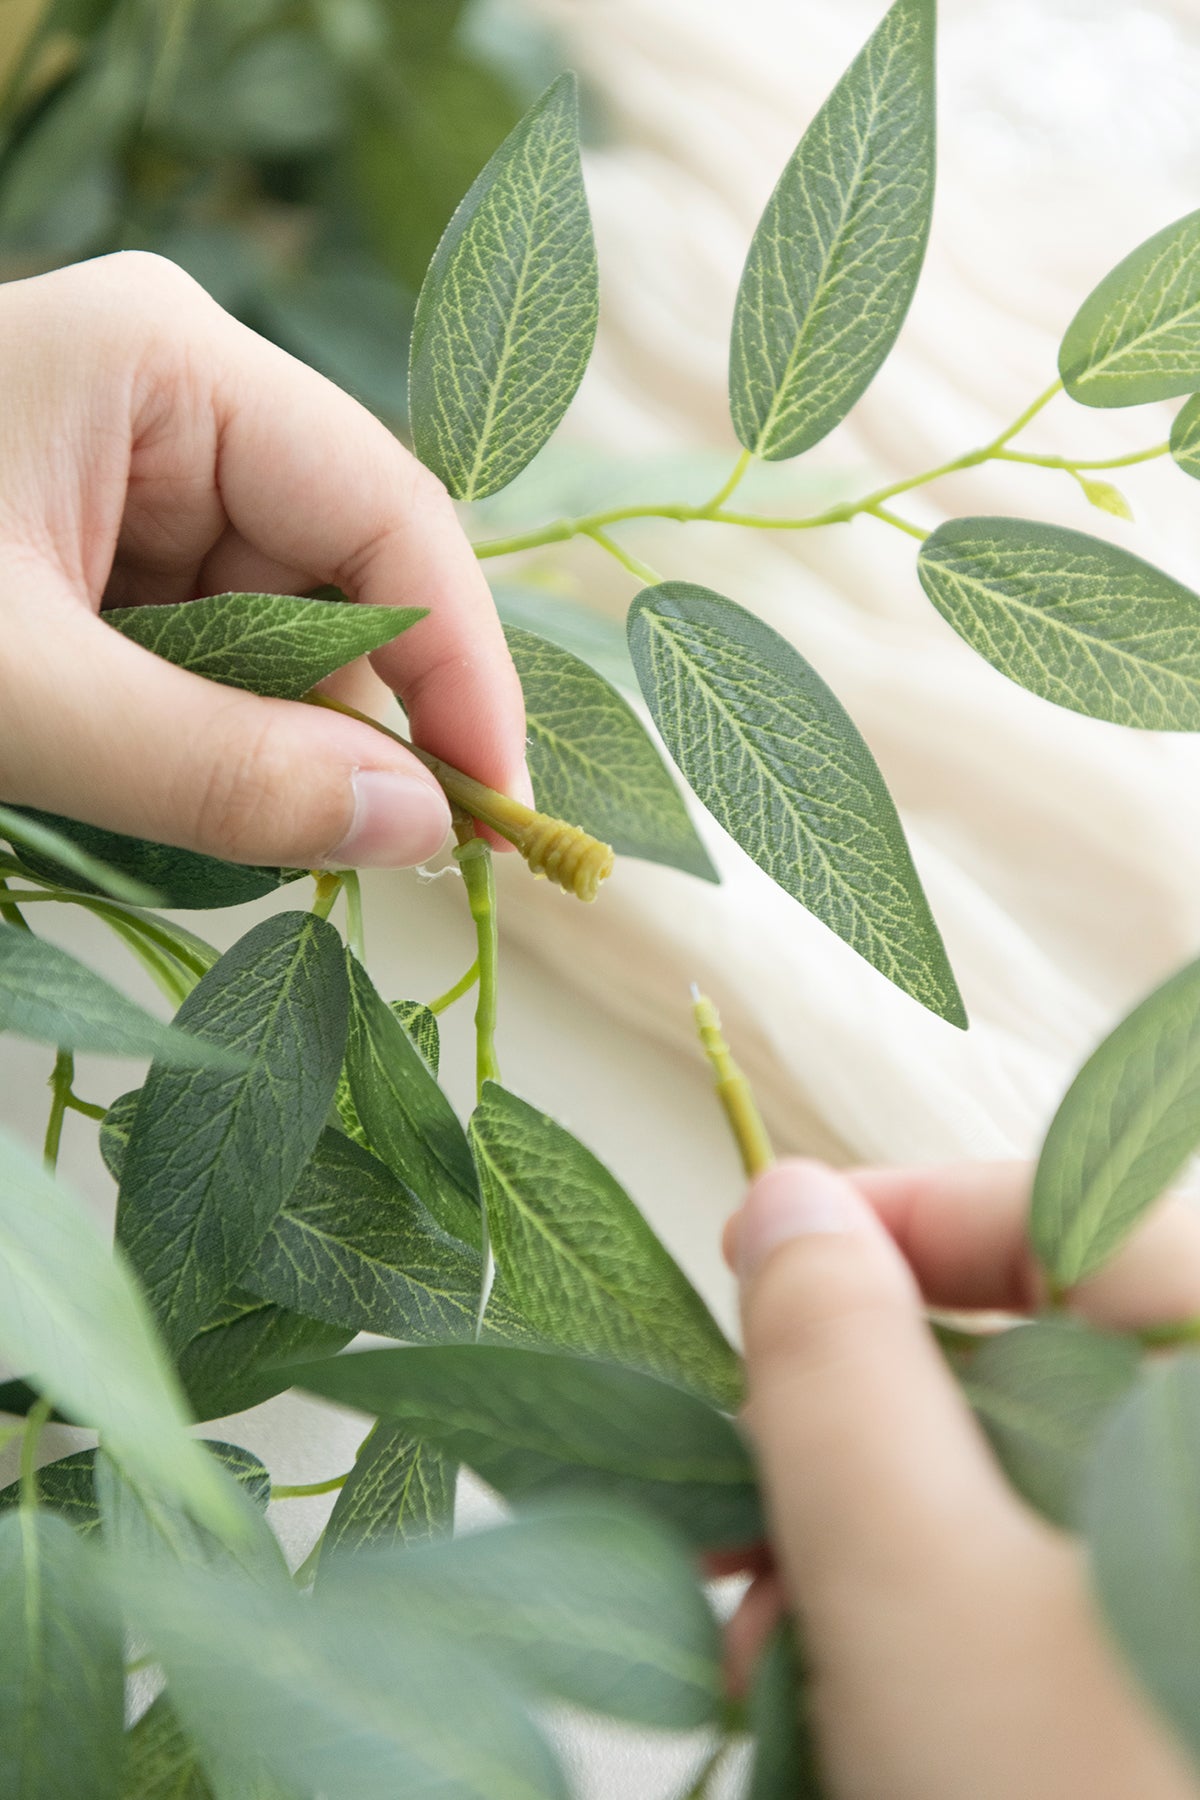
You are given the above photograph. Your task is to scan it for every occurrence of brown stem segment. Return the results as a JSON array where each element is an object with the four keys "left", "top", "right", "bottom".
[
  {"left": 692, "top": 989, "right": 774, "bottom": 1179},
  {"left": 303, "top": 691, "right": 614, "bottom": 902}
]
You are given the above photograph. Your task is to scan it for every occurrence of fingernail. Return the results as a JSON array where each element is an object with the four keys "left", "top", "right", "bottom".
[
  {"left": 738, "top": 1161, "right": 868, "bottom": 1282},
  {"left": 331, "top": 769, "right": 450, "bottom": 868}
]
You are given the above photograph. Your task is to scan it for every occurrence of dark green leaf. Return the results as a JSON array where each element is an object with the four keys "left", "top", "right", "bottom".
[
  {"left": 0, "top": 1125, "right": 238, "bottom": 1536},
  {"left": 116, "top": 913, "right": 349, "bottom": 1351},
  {"left": 164, "top": 30, "right": 342, "bottom": 156},
  {"left": 318, "top": 1503, "right": 722, "bottom": 1729},
  {"left": 472, "top": 1084, "right": 740, "bottom": 1406},
  {"left": 393, "top": 1000, "right": 440, "bottom": 1076},
  {"left": 0, "top": 923, "right": 236, "bottom": 1066},
  {"left": 0, "top": 46, "right": 139, "bottom": 249},
  {"left": 121, "top": 1560, "right": 568, "bottom": 1800},
  {"left": 964, "top": 1321, "right": 1141, "bottom": 1527},
  {"left": 1059, "top": 210, "right": 1200, "bottom": 407},
  {"left": 294, "top": 1344, "right": 762, "bottom": 1550},
  {"left": 245, "top": 1128, "right": 484, "bottom": 1342},
  {"left": 918, "top": 518, "right": 1200, "bottom": 729},
  {"left": 0, "top": 1442, "right": 272, "bottom": 1538},
  {"left": 409, "top": 73, "right": 598, "bottom": 500},
  {"left": 747, "top": 1622, "right": 822, "bottom": 1800},
  {"left": 504, "top": 625, "right": 716, "bottom": 881},
  {"left": 729, "top": 0, "right": 935, "bottom": 459},
  {"left": 1085, "top": 1356, "right": 1200, "bottom": 1759},
  {"left": 105, "top": 591, "right": 424, "bottom": 701},
  {"left": 7, "top": 807, "right": 301, "bottom": 910},
  {"left": 322, "top": 1429, "right": 456, "bottom": 1560},
  {"left": 0, "top": 804, "right": 159, "bottom": 905},
  {"left": 343, "top": 956, "right": 480, "bottom": 1247},
  {"left": 121, "top": 1696, "right": 213, "bottom": 1800},
  {"left": 0, "top": 1510, "right": 124, "bottom": 1800},
  {"left": 493, "top": 584, "right": 635, "bottom": 693},
  {"left": 96, "top": 1451, "right": 284, "bottom": 1585},
  {"left": 627, "top": 583, "right": 963, "bottom": 1026},
  {"left": 1170, "top": 393, "right": 1200, "bottom": 480},
  {"left": 176, "top": 1293, "right": 352, "bottom": 1423},
  {"left": 1030, "top": 955, "right": 1200, "bottom": 1287}
]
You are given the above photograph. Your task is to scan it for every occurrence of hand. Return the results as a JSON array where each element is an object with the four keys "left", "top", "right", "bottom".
[
  {"left": 0, "top": 253, "right": 528, "bottom": 868},
  {"left": 723, "top": 1160, "right": 1200, "bottom": 1800}
]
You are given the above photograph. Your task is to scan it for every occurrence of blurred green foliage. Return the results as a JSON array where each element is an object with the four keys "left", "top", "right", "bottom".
[{"left": 0, "top": 0, "right": 562, "bottom": 427}]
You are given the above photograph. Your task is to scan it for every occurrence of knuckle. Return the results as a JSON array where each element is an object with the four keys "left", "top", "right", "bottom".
[{"left": 101, "top": 250, "right": 206, "bottom": 305}]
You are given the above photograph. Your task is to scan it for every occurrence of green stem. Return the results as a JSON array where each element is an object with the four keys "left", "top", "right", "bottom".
[
  {"left": 310, "top": 871, "right": 344, "bottom": 920},
  {"left": 680, "top": 1736, "right": 729, "bottom": 1799},
  {"left": 429, "top": 959, "right": 480, "bottom": 1016},
  {"left": 271, "top": 1473, "right": 350, "bottom": 1500},
  {"left": 343, "top": 870, "right": 366, "bottom": 963},
  {"left": 63, "top": 1094, "right": 107, "bottom": 1123},
  {"left": 0, "top": 888, "right": 216, "bottom": 982},
  {"left": 454, "top": 834, "right": 500, "bottom": 1100},
  {"left": 19, "top": 1398, "right": 52, "bottom": 1510},
  {"left": 994, "top": 441, "right": 1170, "bottom": 472},
  {"left": 866, "top": 502, "right": 927, "bottom": 541},
  {"left": 699, "top": 447, "right": 754, "bottom": 516},
  {"left": 584, "top": 525, "right": 662, "bottom": 585},
  {"left": 0, "top": 877, "right": 29, "bottom": 932},
  {"left": 43, "top": 1050, "right": 74, "bottom": 1172},
  {"left": 1139, "top": 1315, "right": 1200, "bottom": 1350}
]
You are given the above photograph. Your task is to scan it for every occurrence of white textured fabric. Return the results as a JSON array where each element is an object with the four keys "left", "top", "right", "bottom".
[{"left": 484, "top": 0, "right": 1200, "bottom": 1184}]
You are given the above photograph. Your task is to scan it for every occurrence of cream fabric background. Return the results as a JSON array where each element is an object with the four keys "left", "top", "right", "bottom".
[{"left": 4, "top": 1, "right": 1200, "bottom": 1792}]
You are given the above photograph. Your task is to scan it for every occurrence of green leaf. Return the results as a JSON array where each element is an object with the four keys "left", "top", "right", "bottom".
[
  {"left": 261, "top": 264, "right": 413, "bottom": 424},
  {"left": 96, "top": 1451, "right": 284, "bottom": 1586},
  {"left": 294, "top": 1344, "right": 763, "bottom": 1550},
  {"left": 409, "top": 72, "right": 598, "bottom": 501},
  {"left": 0, "top": 804, "right": 159, "bottom": 905},
  {"left": 120, "top": 1560, "right": 568, "bottom": 1800},
  {"left": 729, "top": 0, "right": 935, "bottom": 460},
  {"left": 747, "top": 1622, "right": 822, "bottom": 1800},
  {"left": 0, "top": 1510, "right": 125, "bottom": 1800},
  {"left": 176, "top": 1294, "right": 352, "bottom": 1423},
  {"left": 393, "top": 1000, "right": 440, "bottom": 1076},
  {"left": 1078, "top": 477, "right": 1133, "bottom": 521},
  {"left": 7, "top": 807, "right": 302, "bottom": 910},
  {"left": 493, "top": 584, "right": 635, "bottom": 694},
  {"left": 0, "top": 1442, "right": 272, "bottom": 1539},
  {"left": 343, "top": 956, "right": 481, "bottom": 1247},
  {"left": 964, "top": 1321, "right": 1141, "bottom": 1527},
  {"left": 0, "top": 923, "right": 237, "bottom": 1066},
  {"left": 0, "top": 1125, "right": 239, "bottom": 1538},
  {"left": 321, "top": 1429, "right": 456, "bottom": 1560},
  {"left": 105, "top": 591, "right": 424, "bottom": 701},
  {"left": 116, "top": 913, "right": 349, "bottom": 1351},
  {"left": 244, "top": 1128, "right": 485, "bottom": 1342},
  {"left": 1170, "top": 392, "right": 1200, "bottom": 480},
  {"left": 917, "top": 517, "right": 1200, "bottom": 730},
  {"left": 504, "top": 625, "right": 716, "bottom": 882},
  {"left": 627, "top": 583, "right": 963, "bottom": 1026},
  {"left": 1085, "top": 1356, "right": 1200, "bottom": 1760},
  {"left": 1029, "top": 955, "right": 1200, "bottom": 1288},
  {"left": 318, "top": 1503, "right": 723, "bottom": 1729},
  {"left": 1059, "top": 209, "right": 1200, "bottom": 407},
  {"left": 121, "top": 1696, "right": 213, "bottom": 1800},
  {"left": 472, "top": 1084, "right": 740, "bottom": 1406}
]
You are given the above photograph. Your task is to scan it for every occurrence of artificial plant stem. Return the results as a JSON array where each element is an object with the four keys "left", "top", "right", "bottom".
[
  {"left": 680, "top": 1736, "right": 730, "bottom": 1799},
  {"left": 584, "top": 525, "right": 662, "bottom": 585},
  {"left": 343, "top": 870, "right": 366, "bottom": 963},
  {"left": 1, "top": 891, "right": 217, "bottom": 982},
  {"left": 994, "top": 441, "right": 1170, "bottom": 472},
  {"left": 271, "top": 1473, "right": 350, "bottom": 1500},
  {"left": 0, "top": 877, "right": 29, "bottom": 933},
  {"left": 454, "top": 832, "right": 501, "bottom": 1100},
  {"left": 700, "top": 447, "right": 754, "bottom": 516},
  {"left": 43, "top": 1049, "right": 74, "bottom": 1172},
  {"left": 429, "top": 959, "right": 480, "bottom": 1015},
  {"left": 302, "top": 692, "right": 614, "bottom": 901},
  {"left": 310, "top": 871, "right": 343, "bottom": 920},
  {"left": 692, "top": 990, "right": 774, "bottom": 1178},
  {"left": 63, "top": 1093, "right": 107, "bottom": 1123},
  {"left": 19, "top": 1397, "right": 52, "bottom": 1510},
  {"left": 867, "top": 503, "right": 927, "bottom": 540}
]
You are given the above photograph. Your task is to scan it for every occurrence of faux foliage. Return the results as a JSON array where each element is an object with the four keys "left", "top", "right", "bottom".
[{"left": 3, "top": 2, "right": 1200, "bottom": 1793}]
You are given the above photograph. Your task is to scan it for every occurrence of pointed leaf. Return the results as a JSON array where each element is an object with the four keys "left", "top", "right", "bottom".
[
  {"left": 245, "top": 1128, "right": 485, "bottom": 1342},
  {"left": 0, "top": 803, "right": 159, "bottom": 905},
  {"left": 729, "top": 0, "right": 935, "bottom": 459},
  {"left": 493, "top": 584, "right": 635, "bottom": 694},
  {"left": 105, "top": 591, "right": 425, "bottom": 700},
  {"left": 918, "top": 517, "right": 1200, "bottom": 729},
  {"left": 627, "top": 582, "right": 963, "bottom": 1024},
  {"left": 1060, "top": 209, "right": 1200, "bottom": 407},
  {"left": 343, "top": 956, "right": 481, "bottom": 1247},
  {"left": 294, "top": 1344, "right": 763, "bottom": 1550},
  {"left": 0, "top": 1510, "right": 124, "bottom": 1800},
  {"left": 1170, "top": 392, "right": 1200, "bottom": 480},
  {"left": 116, "top": 913, "right": 349, "bottom": 1351},
  {"left": 318, "top": 1504, "right": 722, "bottom": 1729},
  {"left": 121, "top": 1696, "right": 213, "bottom": 1800},
  {"left": 964, "top": 1321, "right": 1141, "bottom": 1526},
  {"left": 409, "top": 73, "right": 598, "bottom": 500},
  {"left": 472, "top": 1083, "right": 740, "bottom": 1406},
  {"left": 8, "top": 806, "right": 301, "bottom": 910},
  {"left": 1085, "top": 1356, "right": 1200, "bottom": 1760},
  {"left": 176, "top": 1293, "right": 352, "bottom": 1423},
  {"left": 504, "top": 625, "right": 716, "bottom": 881},
  {"left": 0, "top": 1125, "right": 238, "bottom": 1536},
  {"left": 334, "top": 997, "right": 439, "bottom": 1146},
  {"left": 322, "top": 1429, "right": 456, "bottom": 1560},
  {"left": 0, "top": 923, "right": 237, "bottom": 1066},
  {"left": 1030, "top": 955, "right": 1200, "bottom": 1288}
]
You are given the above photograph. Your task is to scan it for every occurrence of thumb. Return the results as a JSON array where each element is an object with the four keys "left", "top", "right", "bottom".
[
  {"left": 736, "top": 1160, "right": 1022, "bottom": 1627},
  {"left": 1, "top": 606, "right": 451, "bottom": 868}
]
